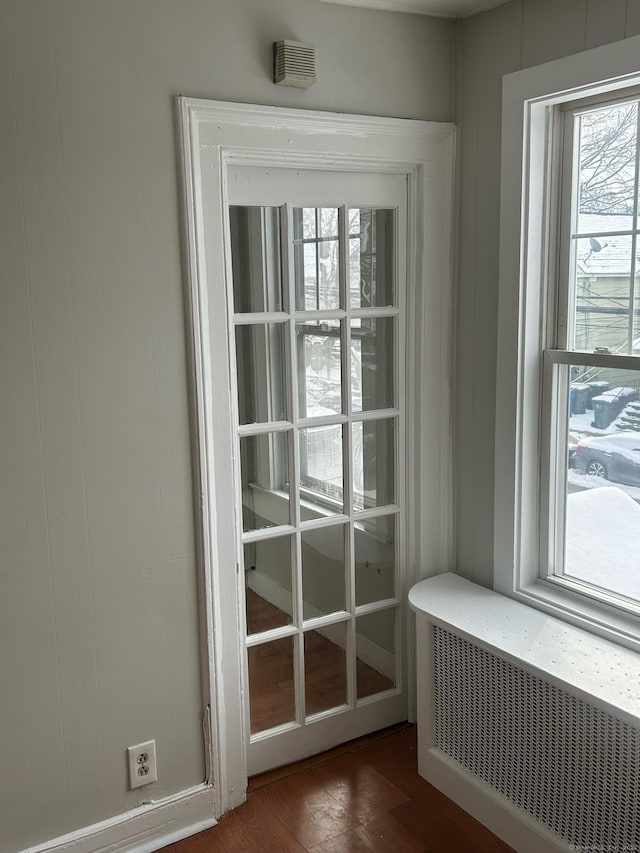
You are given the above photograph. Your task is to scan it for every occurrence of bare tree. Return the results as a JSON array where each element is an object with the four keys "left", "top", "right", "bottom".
[{"left": 579, "top": 104, "right": 637, "bottom": 215}]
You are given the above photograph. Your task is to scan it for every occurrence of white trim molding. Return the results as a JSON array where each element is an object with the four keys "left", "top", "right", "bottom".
[
  {"left": 178, "top": 97, "right": 455, "bottom": 810},
  {"left": 18, "top": 786, "right": 216, "bottom": 853},
  {"left": 495, "top": 33, "right": 640, "bottom": 651}
]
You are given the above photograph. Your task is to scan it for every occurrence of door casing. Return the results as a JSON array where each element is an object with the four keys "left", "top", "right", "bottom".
[{"left": 177, "top": 97, "right": 455, "bottom": 817}]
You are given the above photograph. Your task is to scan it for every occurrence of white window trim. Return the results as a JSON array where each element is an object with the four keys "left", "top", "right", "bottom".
[
  {"left": 496, "top": 34, "right": 640, "bottom": 653},
  {"left": 178, "top": 98, "right": 455, "bottom": 815}
]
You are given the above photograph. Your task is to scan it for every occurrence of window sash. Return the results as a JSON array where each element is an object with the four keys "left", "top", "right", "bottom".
[
  {"left": 541, "top": 92, "right": 640, "bottom": 612},
  {"left": 556, "top": 99, "right": 640, "bottom": 356}
]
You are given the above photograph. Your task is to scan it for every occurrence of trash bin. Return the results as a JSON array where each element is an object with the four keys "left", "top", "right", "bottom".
[
  {"left": 571, "top": 383, "right": 590, "bottom": 415},
  {"left": 586, "top": 381, "right": 609, "bottom": 410},
  {"left": 592, "top": 395, "right": 614, "bottom": 429}
]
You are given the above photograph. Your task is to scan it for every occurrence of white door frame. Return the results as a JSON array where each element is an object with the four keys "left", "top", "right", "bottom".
[{"left": 177, "top": 97, "right": 455, "bottom": 817}]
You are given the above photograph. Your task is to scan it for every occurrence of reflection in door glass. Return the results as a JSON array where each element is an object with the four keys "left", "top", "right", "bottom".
[
  {"left": 299, "top": 425, "right": 344, "bottom": 516},
  {"left": 229, "top": 206, "right": 284, "bottom": 314},
  {"left": 297, "top": 320, "right": 342, "bottom": 417},
  {"left": 356, "top": 609, "right": 396, "bottom": 700},
  {"left": 240, "top": 432, "right": 291, "bottom": 532},
  {"left": 351, "top": 317, "right": 394, "bottom": 413},
  {"left": 352, "top": 419, "right": 395, "bottom": 510},
  {"left": 248, "top": 637, "right": 296, "bottom": 734},
  {"left": 355, "top": 515, "right": 395, "bottom": 606},
  {"left": 349, "top": 208, "right": 394, "bottom": 308},
  {"left": 236, "top": 324, "right": 287, "bottom": 425},
  {"left": 301, "top": 525, "right": 346, "bottom": 619},
  {"left": 244, "top": 537, "right": 294, "bottom": 635},
  {"left": 293, "top": 208, "right": 340, "bottom": 311},
  {"left": 563, "top": 364, "right": 640, "bottom": 602},
  {"left": 304, "top": 622, "right": 347, "bottom": 716}
]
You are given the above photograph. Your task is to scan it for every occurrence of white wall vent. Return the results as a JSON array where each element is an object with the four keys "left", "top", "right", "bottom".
[
  {"left": 433, "top": 625, "right": 640, "bottom": 851},
  {"left": 274, "top": 40, "right": 316, "bottom": 88}
]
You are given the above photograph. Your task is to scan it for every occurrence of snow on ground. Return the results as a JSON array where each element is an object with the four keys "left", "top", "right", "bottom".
[
  {"left": 565, "top": 487, "right": 640, "bottom": 601},
  {"left": 569, "top": 411, "right": 617, "bottom": 435},
  {"left": 567, "top": 469, "right": 640, "bottom": 503}
]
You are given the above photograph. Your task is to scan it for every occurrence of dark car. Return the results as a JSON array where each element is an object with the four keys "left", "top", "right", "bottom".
[{"left": 573, "top": 433, "right": 640, "bottom": 486}]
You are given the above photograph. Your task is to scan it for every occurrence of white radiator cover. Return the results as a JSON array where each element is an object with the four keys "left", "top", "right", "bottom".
[
  {"left": 409, "top": 574, "right": 640, "bottom": 853},
  {"left": 433, "top": 625, "right": 640, "bottom": 851}
]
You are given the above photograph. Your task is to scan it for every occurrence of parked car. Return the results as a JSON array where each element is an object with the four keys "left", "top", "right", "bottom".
[
  {"left": 567, "top": 431, "right": 580, "bottom": 464},
  {"left": 572, "top": 433, "right": 640, "bottom": 486}
]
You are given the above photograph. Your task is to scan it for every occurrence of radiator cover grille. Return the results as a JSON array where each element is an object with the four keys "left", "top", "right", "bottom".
[{"left": 433, "top": 625, "right": 640, "bottom": 850}]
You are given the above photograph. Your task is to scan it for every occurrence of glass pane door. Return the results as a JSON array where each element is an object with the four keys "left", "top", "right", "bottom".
[{"left": 228, "top": 171, "right": 407, "bottom": 774}]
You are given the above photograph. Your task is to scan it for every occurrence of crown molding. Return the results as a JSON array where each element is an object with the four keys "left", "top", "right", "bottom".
[{"left": 315, "top": 0, "right": 509, "bottom": 19}]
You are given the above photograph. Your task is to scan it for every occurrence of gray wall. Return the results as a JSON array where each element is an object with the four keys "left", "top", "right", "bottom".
[
  {"left": 454, "top": 0, "right": 640, "bottom": 588},
  {"left": 0, "top": 1, "right": 453, "bottom": 851}
]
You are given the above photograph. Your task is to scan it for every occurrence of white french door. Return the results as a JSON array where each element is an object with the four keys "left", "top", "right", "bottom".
[
  {"left": 227, "top": 166, "right": 408, "bottom": 774},
  {"left": 179, "top": 97, "right": 453, "bottom": 812}
]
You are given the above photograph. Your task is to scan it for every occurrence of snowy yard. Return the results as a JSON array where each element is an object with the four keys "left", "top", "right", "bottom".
[{"left": 565, "top": 487, "right": 640, "bottom": 601}]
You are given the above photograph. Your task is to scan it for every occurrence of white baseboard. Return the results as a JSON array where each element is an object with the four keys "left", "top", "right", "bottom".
[
  {"left": 355, "top": 632, "right": 394, "bottom": 681},
  {"left": 420, "top": 748, "right": 570, "bottom": 853},
  {"left": 19, "top": 785, "right": 217, "bottom": 853},
  {"left": 247, "top": 571, "right": 395, "bottom": 679},
  {"left": 247, "top": 570, "right": 293, "bottom": 618}
]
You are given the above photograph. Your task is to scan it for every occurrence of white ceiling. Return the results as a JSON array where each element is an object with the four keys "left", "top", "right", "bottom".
[{"left": 317, "top": 0, "right": 510, "bottom": 18}]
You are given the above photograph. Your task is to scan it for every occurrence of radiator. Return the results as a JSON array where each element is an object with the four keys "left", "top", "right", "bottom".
[
  {"left": 432, "top": 625, "right": 640, "bottom": 852},
  {"left": 409, "top": 573, "right": 640, "bottom": 853}
]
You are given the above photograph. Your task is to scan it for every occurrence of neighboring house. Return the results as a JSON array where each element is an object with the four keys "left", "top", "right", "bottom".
[
  {"left": 575, "top": 213, "right": 640, "bottom": 355},
  {"left": 569, "top": 213, "right": 640, "bottom": 399}
]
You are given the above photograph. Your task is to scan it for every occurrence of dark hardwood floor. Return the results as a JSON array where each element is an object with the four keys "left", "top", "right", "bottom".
[{"left": 159, "top": 725, "right": 514, "bottom": 852}]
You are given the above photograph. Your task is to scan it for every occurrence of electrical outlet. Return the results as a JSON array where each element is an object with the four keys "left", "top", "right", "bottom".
[{"left": 127, "top": 740, "right": 157, "bottom": 789}]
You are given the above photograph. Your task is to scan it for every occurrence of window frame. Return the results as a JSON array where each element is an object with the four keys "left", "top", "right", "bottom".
[
  {"left": 179, "top": 95, "right": 455, "bottom": 812},
  {"left": 545, "top": 95, "right": 640, "bottom": 609},
  {"left": 495, "top": 34, "right": 640, "bottom": 653}
]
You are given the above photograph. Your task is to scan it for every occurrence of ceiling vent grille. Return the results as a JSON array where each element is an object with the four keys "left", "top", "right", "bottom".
[
  {"left": 433, "top": 625, "right": 640, "bottom": 851},
  {"left": 274, "top": 40, "right": 316, "bottom": 88}
]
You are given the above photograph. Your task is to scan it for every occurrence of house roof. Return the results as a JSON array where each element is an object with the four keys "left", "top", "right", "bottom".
[{"left": 576, "top": 213, "right": 636, "bottom": 277}]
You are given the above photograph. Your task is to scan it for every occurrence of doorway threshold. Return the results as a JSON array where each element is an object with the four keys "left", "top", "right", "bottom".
[{"left": 247, "top": 721, "right": 412, "bottom": 792}]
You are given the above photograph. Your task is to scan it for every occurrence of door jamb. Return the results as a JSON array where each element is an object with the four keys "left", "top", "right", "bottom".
[{"left": 177, "top": 97, "right": 455, "bottom": 817}]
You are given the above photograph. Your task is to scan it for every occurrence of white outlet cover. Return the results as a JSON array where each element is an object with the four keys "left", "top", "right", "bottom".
[{"left": 127, "top": 739, "right": 157, "bottom": 789}]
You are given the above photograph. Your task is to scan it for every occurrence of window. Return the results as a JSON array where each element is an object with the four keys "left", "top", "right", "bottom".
[
  {"left": 547, "top": 96, "right": 640, "bottom": 609},
  {"left": 496, "top": 35, "right": 640, "bottom": 649}
]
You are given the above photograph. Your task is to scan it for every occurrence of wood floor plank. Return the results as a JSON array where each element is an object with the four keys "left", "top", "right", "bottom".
[
  {"left": 253, "top": 768, "right": 360, "bottom": 848},
  {"left": 359, "top": 727, "right": 436, "bottom": 800},
  {"left": 360, "top": 810, "right": 434, "bottom": 853},
  {"left": 389, "top": 799, "right": 512, "bottom": 853},
  {"left": 311, "top": 751, "right": 411, "bottom": 822},
  {"left": 159, "top": 726, "right": 514, "bottom": 853},
  {"left": 163, "top": 795, "right": 307, "bottom": 853},
  {"left": 308, "top": 826, "right": 379, "bottom": 852}
]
